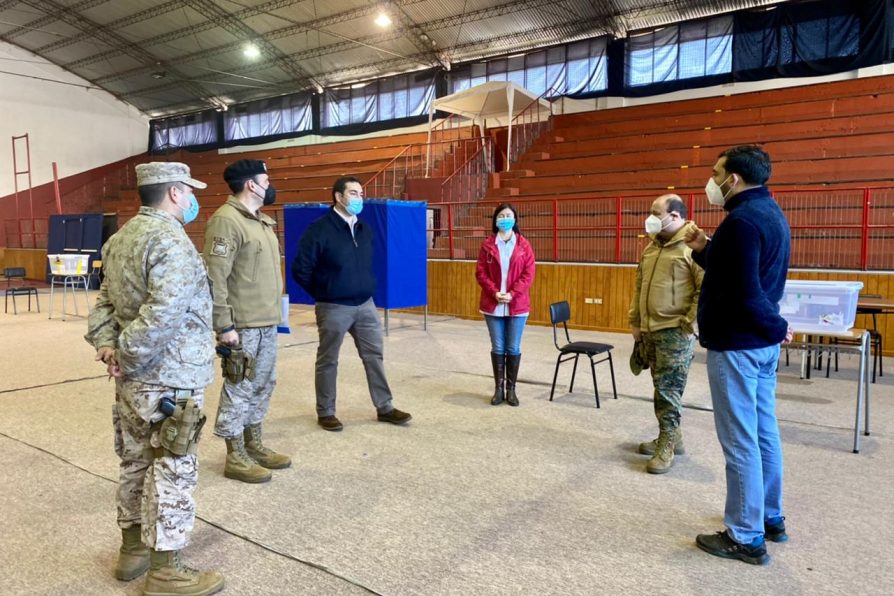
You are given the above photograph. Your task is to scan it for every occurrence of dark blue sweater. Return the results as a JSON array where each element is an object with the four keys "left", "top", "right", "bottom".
[
  {"left": 291, "top": 208, "right": 376, "bottom": 306},
  {"left": 692, "top": 186, "right": 791, "bottom": 351}
]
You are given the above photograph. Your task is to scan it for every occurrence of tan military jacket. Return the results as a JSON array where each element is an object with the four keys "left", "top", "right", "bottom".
[
  {"left": 202, "top": 196, "right": 283, "bottom": 332},
  {"left": 85, "top": 207, "right": 215, "bottom": 389},
  {"left": 629, "top": 221, "right": 704, "bottom": 335}
]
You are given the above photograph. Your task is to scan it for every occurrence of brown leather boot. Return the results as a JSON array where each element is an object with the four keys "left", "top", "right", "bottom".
[
  {"left": 244, "top": 423, "right": 292, "bottom": 469},
  {"left": 224, "top": 436, "right": 272, "bottom": 483},
  {"left": 143, "top": 549, "right": 224, "bottom": 596},
  {"left": 115, "top": 525, "right": 149, "bottom": 581}
]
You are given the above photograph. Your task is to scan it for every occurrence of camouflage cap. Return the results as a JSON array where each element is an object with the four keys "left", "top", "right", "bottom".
[
  {"left": 135, "top": 162, "right": 207, "bottom": 189},
  {"left": 630, "top": 339, "right": 649, "bottom": 376}
]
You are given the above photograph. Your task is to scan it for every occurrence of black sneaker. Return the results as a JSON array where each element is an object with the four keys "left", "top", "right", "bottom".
[
  {"left": 377, "top": 408, "right": 412, "bottom": 425},
  {"left": 696, "top": 530, "right": 769, "bottom": 565},
  {"left": 317, "top": 416, "right": 343, "bottom": 432},
  {"left": 765, "top": 516, "right": 788, "bottom": 543}
]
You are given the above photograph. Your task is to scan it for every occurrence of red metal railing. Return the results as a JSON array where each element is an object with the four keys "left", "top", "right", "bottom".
[
  {"left": 426, "top": 187, "right": 894, "bottom": 270},
  {"left": 507, "top": 87, "right": 556, "bottom": 168},
  {"left": 363, "top": 137, "right": 488, "bottom": 199}
]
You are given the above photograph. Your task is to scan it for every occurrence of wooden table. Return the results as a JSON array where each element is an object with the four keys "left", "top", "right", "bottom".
[{"left": 788, "top": 328, "right": 871, "bottom": 453}]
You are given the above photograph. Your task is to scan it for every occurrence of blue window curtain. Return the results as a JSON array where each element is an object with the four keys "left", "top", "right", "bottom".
[
  {"left": 321, "top": 71, "right": 435, "bottom": 129},
  {"left": 626, "top": 15, "right": 733, "bottom": 87},
  {"left": 224, "top": 93, "right": 312, "bottom": 143},
  {"left": 448, "top": 37, "right": 608, "bottom": 97},
  {"left": 149, "top": 110, "right": 218, "bottom": 152}
]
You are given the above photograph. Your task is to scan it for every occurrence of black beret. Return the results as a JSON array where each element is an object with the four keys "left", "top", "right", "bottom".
[{"left": 223, "top": 159, "right": 267, "bottom": 184}]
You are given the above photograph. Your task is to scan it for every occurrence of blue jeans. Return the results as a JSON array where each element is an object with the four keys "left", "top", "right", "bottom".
[
  {"left": 707, "top": 346, "right": 784, "bottom": 545},
  {"left": 484, "top": 315, "right": 528, "bottom": 356}
]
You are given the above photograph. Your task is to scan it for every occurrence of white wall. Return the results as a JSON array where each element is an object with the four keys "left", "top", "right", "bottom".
[{"left": 0, "top": 41, "right": 148, "bottom": 197}]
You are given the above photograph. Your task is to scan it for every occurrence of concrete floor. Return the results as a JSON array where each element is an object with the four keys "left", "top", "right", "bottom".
[{"left": 0, "top": 292, "right": 892, "bottom": 595}]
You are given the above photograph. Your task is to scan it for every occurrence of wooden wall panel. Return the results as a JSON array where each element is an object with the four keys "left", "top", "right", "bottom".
[
  {"left": 427, "top": 260, "right": 894, "bottom": 355},
  {"left": 1, "top": 248, "right": 47, "bottom": 280}
]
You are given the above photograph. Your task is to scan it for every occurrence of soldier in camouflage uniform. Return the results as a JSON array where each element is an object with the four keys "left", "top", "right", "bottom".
[
  {"left": 203, "top": 159, "right": 289, "bottom": 484},
  {"left": 86, "top": 162, "right": 224, "bottom": 596},
  {"left": 629, "top": 194, "right": 704, "bottom": 474}
]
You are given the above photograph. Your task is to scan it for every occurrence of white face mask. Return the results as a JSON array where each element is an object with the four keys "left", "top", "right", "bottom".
[
  {"left": 644, "top": 214, "right": 669, "bottom": 235},
  {"left": 705, "top": 175, "right": 733, "bottom": 206}
]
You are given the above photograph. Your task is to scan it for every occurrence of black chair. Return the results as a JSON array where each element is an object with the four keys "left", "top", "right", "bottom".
[
  {"left": 4, "top": 267, "right": 40, "bottom": 314},
  {"left": 548, "top": 301, "right": 617, "bottom": 407}
]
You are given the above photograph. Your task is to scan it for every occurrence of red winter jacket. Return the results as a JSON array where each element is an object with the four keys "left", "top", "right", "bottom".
[{"left": 475, "top": 233, "right": 536, "bottom": 316}]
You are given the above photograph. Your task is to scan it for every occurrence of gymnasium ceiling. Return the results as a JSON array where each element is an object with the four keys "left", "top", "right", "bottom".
[{"left": 0, "top": 0, "right": 783, "bottom": 118}]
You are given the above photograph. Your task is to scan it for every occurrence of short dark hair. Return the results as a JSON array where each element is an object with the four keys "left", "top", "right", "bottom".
[
  {"left": 491, "top": 203, "right": 519, "bottom": 234},
  {"left": 720, "top": 145, "right": 771, "bottom": 186},
  {"left": 665, "top": 196, "right": 687, "bottom": 219},
  {"left": 226, "top": 175, "right": 261, "bottom": 195},
  {"left": 332, "top": 176, "right": 362, "bottom": 203},
  {"left": 138, "top": 181, "right": 179, "bottom": 207}
]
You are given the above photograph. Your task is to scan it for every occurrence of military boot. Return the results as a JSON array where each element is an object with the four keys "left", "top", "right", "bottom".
[
  {"left": 490, "top": 352, "right": 505, "bottom": 405},
  {"left": 646, "top": 429, "right": 677, "bottom": 474},
  {"left": 224, "top": 436, "right": 272, "bottom": 483},
  {"left": 143, "top": 549, "right": 224, "bottom": 596},
  {"left": 505, "top": 354, "right": 521, "bottom": 407},
  {"left": 115, "top": 525, "right": 149, "bottom": 581},
  {"left": 244, "top": 423, "right": 292, "bottom": 469},
  {"left": 638, "top": 427, "right": 686, "bottom": 455}
]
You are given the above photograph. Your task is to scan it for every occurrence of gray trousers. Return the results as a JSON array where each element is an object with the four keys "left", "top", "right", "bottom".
[
  {"left": 214, "top": 325, "right": 278, "bottom": 438},
  {"left": 314, "top": 298, "right": 394, "bottom": 417}
]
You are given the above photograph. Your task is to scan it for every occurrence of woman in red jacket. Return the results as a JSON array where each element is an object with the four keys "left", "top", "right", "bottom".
[{"left": 475, "top": 203, "right": 536, "bottom": 406}]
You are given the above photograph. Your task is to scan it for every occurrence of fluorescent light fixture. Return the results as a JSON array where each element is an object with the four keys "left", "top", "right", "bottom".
[
  {"left": 243, "top": 43, "right": 261, "bottom": 59},
  {"left": 374, "top": 12, "right": 391, "bottom": 27}
]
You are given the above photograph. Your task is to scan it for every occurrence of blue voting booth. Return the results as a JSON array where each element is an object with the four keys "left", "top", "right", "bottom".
[{"left": 283, "top": 200, "right": 428, "bottom": 332}]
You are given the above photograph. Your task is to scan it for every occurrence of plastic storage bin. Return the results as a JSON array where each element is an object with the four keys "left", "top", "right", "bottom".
[
  {"left": 47, "top": 254, "right": 90, "bottom": 275},
  {"left": 779, "top": 280, "right": 863, "bottom": 333}
]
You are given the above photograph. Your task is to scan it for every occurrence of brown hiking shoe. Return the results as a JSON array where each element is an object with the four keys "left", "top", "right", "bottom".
[
  {"left": 317, "top": 416, "right": 344, "bottom": 431},
  {"left": 244, "top": 424, "right": 291, "bottom": 469},
  {"left": 638, "top": 427, "right": 686, "bottom": 455},
  {"left": 646, "top": 429, "right": 678, "bottom": 474},
  {"left": 115, "top": 525, "right": 149, "bottom": 581},
  {"left": 377, "top": 408, "right": 412, "bottom": 425},
  {"left": 224, "top": 436, "right": 272, "bottom": 483},
  {"left": 143, "top": 549, "right": 224, "bottom": 596}
]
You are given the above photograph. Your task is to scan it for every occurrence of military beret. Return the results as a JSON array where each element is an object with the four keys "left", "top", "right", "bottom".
[
  {"left": 223, "top": 159, "right": 268, "bottom": 185},
  {"left": 135, "top": 162, "right": 206, "bottom": 189}
]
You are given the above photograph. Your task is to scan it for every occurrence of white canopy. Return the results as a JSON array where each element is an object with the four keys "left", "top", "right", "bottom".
[{"left": 427, "top": 81, "right": 550, "bottom": 172}]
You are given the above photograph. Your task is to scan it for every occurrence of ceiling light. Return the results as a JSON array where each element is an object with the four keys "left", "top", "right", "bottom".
[
  {"left": 374, "top": 12, "right": 392, "bottom": 27},
  {"left": 243, "top": 43, "right": 261, "bottom": 59}
]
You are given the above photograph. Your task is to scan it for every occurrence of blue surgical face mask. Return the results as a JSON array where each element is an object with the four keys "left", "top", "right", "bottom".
[
  {"left": 181, "top": 192, "right": 199, "bottom": 225},
  {"left": 496, "top": 218, "right": 515, "bottom": 232},
  {"left": 346, "top": 197, "right": 363, "bottom": 216}
]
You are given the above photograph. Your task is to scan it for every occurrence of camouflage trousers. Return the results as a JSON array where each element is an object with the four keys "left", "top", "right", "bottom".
[
  {"left": 642, "top": 327, "right": 695, "bottom": 431},
  {"left": 213, "top": 325, "right": 278, "bottom": 439},
  {"left": 113, "top": 380, "right": 205, "bottom": 551}
]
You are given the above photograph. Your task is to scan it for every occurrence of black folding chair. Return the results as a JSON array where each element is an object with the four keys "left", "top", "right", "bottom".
[
  {"left": 548, "top": 301, "right": 617, "bottom": 408},
  {"left": 4, "top": 267, "right": 40, "bottom": 314}
]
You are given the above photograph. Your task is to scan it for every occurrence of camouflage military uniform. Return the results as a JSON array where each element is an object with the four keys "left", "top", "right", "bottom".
[
  {"left": 86, "top": 206, "right": 214, "bottom": 551},
  {"left": 213, "top": 326, "right": 277, "bottom": 437},
  {"left": 202, "top": 196, "right": 282, "bottom": 439},
  {"left": 629, "top": 221, "right": 703, "bottom": 432},
  {"left": 642, "top": 328, "right": 695, "bottom": 430}
]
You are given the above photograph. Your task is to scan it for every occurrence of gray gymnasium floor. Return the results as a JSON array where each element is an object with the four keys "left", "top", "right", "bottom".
[{"left": 0, "top": 295, "right": 892, "bottom": 595}]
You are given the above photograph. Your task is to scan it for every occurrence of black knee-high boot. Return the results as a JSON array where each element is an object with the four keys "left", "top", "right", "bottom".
[
  {"left": 490, "top": 352, "right": 506, "bottom": 405},
  {"left": 505, "top": 354, "right": 521, "bottom": 406}
]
